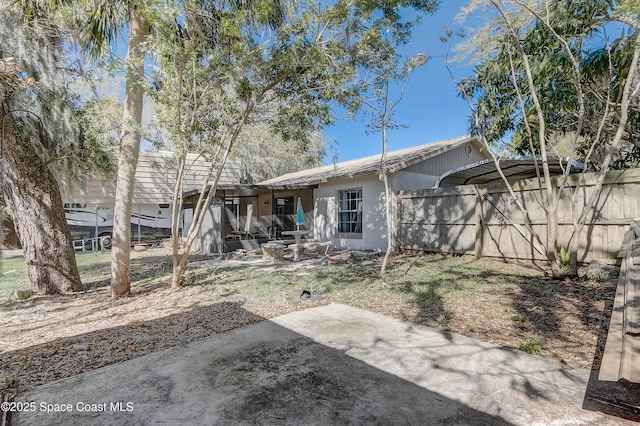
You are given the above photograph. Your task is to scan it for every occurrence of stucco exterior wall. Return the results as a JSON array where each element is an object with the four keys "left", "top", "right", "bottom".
[{"left": 313, "top": 174, "right": 416, "bottom": 252}]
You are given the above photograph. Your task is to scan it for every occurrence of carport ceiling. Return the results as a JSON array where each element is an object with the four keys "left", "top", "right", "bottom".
[{"left": 435, "top": 158, "right": 581, "bottom": 188}]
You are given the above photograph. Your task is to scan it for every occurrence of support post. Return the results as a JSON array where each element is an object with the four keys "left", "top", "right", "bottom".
[
  {"left": 396, "top": 191, "right": 404, "bottom": 252},
  {"left": 474, "top": 186, "right": 484, "bottom": 260},
  {"left": 137, "top": 205, "right": 141, "bottom": 244}
]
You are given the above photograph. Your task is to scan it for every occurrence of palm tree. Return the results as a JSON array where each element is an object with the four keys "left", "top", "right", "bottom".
[
  {"left": 104, "top": 2, "right": 149, "bottom": 297},
  {"left": 82, "top": 0, "right": 292, "bottom": 296},
  {"left": 15, "top": 0, "right": 151, "bottom": 296}
]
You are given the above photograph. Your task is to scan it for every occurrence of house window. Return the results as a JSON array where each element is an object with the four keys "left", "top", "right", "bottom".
[{"left": 338, "top": 188, "right": 362, "bottom": 234}]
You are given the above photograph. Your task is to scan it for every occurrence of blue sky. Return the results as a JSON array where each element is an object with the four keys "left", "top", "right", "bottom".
[
  {"left": 113, "top": 2, "right": 477, "bottom": 163},
  {"left": 323, "top": 2, "right": 475, "bottom": 163}
]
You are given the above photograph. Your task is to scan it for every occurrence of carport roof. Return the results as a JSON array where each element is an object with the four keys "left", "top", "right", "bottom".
[{"left": 434, "top": 157, "right": 582, "bottom": 188}]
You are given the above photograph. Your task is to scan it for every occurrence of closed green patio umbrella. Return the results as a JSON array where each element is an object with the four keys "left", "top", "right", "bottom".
[{"left": 296, "top": 197, "right": 307, "bottom": 230}]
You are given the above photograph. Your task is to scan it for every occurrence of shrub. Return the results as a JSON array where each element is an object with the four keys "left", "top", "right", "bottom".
[
  {"left": 519, "top": 339, "right": 543, "bottom": 354},
  {"left": 558, "top": 247, "right": 571, "bottom": 274}
]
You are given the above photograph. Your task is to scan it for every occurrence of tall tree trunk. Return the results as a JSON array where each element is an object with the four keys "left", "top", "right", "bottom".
[
  {"left": 0, "top": 109, "right": 83, "bottom": 294},
  {"left": 380, "top": 124, "right": 393, "bottom": 280},
  {"left": 171, "top": 156, "right": 186, "bottom": 288},
  {"left": 492, "top": 0, "right": 562, "bottom": 276},
  {"left": 110, "top": 3, "right": 149, "bottom": 297},
  {"left": 567, "top": 28, "right": 640, "bottom": 274}
]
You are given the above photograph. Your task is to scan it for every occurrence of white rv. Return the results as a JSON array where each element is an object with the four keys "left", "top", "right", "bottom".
[{"left": 64, "top": 203, "right": 174, "bottom": 247}]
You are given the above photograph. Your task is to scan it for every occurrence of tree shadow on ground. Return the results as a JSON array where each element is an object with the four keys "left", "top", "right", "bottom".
[
  {"left": 4, "top": 303, "right": 512, "bottom": 426},
  {"left": 1, "top": 302, "right": 265, "bottom": 389},
  {"left": 508, "top": 276, "right": 617, "bottom": 354},
  {"left": 78, "top": 254, "right": 214, "bottom": 291},
  {"left": 385, "top": 255, "right": 511, "bottom": 330},
  {"left": 311, "top": 257, "right": 381, "bottom": 285},
  {"left": 393, "top": 279, "right": 451, "bottom": 330}
]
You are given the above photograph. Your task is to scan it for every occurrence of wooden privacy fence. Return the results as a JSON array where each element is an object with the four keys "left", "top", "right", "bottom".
[{"left": 397, "top": 168, "right": 640, "bottom": 264}]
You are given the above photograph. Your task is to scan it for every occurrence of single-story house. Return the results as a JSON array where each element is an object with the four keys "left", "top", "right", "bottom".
[{"left": 188, "top": 135, "right": 492, "bottom": 253}]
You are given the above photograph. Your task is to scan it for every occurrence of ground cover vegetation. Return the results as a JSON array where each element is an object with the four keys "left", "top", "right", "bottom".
[{"left": 1, "top": 250, "right": 616, "bottom": 395}]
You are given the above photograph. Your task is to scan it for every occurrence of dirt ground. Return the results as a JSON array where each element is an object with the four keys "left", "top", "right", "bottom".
[
  {"left": 401, "top": 270, "right": 616, "bottom": 370},
  {"left": 0, "top": 249, "right": 618, "bottom": 401}
]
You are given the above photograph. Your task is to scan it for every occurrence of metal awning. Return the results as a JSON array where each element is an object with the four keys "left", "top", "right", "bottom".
[{"left": 434, "top": 157, "right": 582, "bottom": 188}]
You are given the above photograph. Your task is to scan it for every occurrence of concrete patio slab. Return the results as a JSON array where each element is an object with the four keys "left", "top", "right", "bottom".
[{"left": 12, "top": 304, "right": 632, "bottom": 425}]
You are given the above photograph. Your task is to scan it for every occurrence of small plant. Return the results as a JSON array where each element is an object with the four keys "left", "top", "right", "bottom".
[
  {"left": 179, "top": 273, "right": 195, "bottom": 287},
  {"left": 519, "top": 339, "right": 543, "bottom": 354},
  {"left": 438, "top": 312, "right": 456, "bottom": 323},
  {"left": 511, "top": 314, "right": 523, "bottom": 323},
  {"left": 558, "top": 247, "right": 571, "bottom": 274}
]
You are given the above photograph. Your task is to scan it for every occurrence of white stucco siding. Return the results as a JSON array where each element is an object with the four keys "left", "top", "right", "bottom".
[
  {"left": 312, "top": 170, "right": 444, "bottom": 251},
  {"left": 313, "top": 196, "right": 336, "bottom": 242},
  {"left": 313, "top": 175, "right": 394, "bottom": 251}
]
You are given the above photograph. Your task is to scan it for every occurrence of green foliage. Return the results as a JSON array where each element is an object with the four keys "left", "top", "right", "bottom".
[
  {"left": 558, "top": 247, "right": 571, "bottom": 274},
  {"left": 149, "top": 0, "right": 440, "bottom": 171},
  {"left": 519, "top": 338, "right": 543, "bottom": 354},
  {"left": 459, "top": 0, "right": 640, "bottom": 170},
  {"left": 233, "top": 127, "right": 327, "bottom": 183},
  {"left": 149, "top": 0, "right": 339, "bottom": 158},
  {"left": 0, "top": 5, "right": 114, "bottom": 179},
  {"left": 615, "top": 0, "right": 640, "bottom": 20}
]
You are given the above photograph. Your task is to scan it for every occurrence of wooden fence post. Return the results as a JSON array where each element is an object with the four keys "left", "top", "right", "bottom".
[
  {"left": 396, "top": 191, "right": 404, "bottom": 252},
  {"left": 474, "top": 186, "right": 484, "bottom": 259}
]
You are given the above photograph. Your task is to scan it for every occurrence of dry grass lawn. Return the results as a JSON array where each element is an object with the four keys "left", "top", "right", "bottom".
[{"left": 0, "top": 248, "right": 617, "bottom": 397}]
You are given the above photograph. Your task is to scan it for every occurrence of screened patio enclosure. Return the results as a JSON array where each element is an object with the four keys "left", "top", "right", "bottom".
[{"left": 182, "top": 184, "right": 315, "bottom": 253}]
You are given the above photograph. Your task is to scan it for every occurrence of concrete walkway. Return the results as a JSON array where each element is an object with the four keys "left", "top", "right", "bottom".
[{"left": 12, "top": 304, "right": 632, "bottom": 425}]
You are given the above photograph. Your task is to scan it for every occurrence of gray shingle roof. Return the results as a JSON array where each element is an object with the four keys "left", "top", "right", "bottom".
[{"left": 259, "top": 135, "right": 477, "bottom": 186}]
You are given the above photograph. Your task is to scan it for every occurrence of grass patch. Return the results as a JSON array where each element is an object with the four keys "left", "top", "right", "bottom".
[
  {"left": 0, "top": 251, "right": 165, "bottom": 299},
  {"left": 0, "top": 250, "right": 614, "bottom": 369},
  {"left": 0, "top": 256, "right": 29, "bottom": 299}
]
